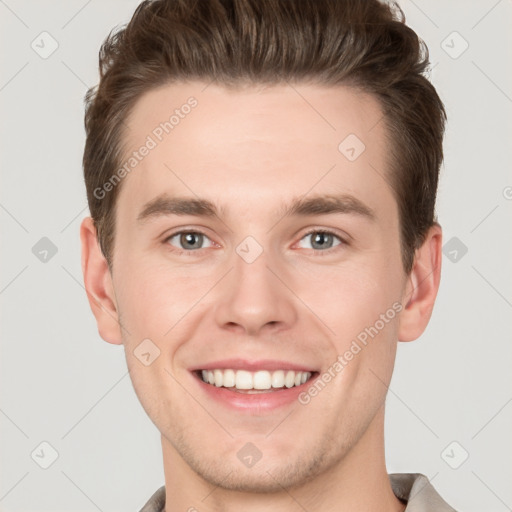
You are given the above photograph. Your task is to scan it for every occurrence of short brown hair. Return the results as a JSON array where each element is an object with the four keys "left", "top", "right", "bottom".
[{"left": 83, "top": 0, "right": 446, "bottom": 274}]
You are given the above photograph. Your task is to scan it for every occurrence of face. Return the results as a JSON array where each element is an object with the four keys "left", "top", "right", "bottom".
[{"left": 94, "top": 81, "right": 414, "bottom": 491}]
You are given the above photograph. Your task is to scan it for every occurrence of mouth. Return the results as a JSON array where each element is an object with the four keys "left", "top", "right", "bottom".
[{"left": 192, "top": 368, "right": 319, "bottom": 394}]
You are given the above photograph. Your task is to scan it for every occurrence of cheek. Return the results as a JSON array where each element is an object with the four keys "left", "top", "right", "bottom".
[
  {"left": 294, "top": 257, "right": 403, "bottom": 403},
  {"left": 296, "top": 259, "right": 402, "bottom": 342},
  {"left": 114, "top": 258, "right": 208, "bottom": 340}
]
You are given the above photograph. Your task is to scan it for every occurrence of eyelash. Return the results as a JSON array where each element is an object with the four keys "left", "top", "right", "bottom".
[{"left": 163, "top": 228, "right": 348, "bottom": 257}]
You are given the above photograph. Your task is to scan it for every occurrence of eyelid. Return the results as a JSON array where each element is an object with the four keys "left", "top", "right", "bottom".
[{"left": 298, "top": 227, "right": 349, "bottom": 243}]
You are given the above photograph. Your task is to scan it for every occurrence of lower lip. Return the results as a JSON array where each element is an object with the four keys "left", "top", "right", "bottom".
[{"left": 191, "top": 372, "right": 318, "bottom": 413}]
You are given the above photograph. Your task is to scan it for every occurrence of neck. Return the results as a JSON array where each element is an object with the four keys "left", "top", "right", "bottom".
[{"left": 161, "top": 406, "right": 405, "bottom": 512}]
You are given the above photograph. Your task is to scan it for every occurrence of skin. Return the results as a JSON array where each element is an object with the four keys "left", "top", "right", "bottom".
[{"left": 81, "top": 81, "right": 442, "bottom": 512}]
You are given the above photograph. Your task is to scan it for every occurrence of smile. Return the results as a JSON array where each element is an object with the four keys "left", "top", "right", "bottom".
[{"left": 195, "top": 369, "right": 316, "bottom": 393}]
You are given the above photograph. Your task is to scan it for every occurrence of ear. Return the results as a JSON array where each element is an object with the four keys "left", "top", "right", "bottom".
[
  {"left": 398, "top": 223, "right": 442, "bottom": 342},
  {"left": 80, "top": 217, "right": 123, "bottom": 345}
]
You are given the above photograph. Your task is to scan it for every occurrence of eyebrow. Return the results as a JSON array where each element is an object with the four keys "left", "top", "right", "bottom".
[{"left": 137, "top": 193, "right": 376, "bottom": 224}]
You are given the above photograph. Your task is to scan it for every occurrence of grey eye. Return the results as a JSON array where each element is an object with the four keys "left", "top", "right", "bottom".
[
  {"left": 298, "top": 231, "right": 342, "bottom": 251},
  {"left": 167, "top": 232, "right": 213, "bottom": 251}
]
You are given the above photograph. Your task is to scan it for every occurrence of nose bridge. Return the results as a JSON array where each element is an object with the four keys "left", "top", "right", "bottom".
[{"left": 213, "top": 235, "right": 297, "bottom": 335}]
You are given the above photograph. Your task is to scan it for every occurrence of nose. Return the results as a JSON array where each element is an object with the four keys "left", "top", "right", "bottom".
[{"left": 213, "top": 243, "right": 298, "bottom": 337}]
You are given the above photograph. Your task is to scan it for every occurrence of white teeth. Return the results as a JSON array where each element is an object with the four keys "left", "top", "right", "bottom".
[
  {"left": 214, "top": 369, "right": 223, "bottom": 387},
  {"left": 285, "top": 370, "right": 295, "bottom": 388},
  {"left": 223, "top": 369, "right": 235, "bottom": 387},
  {"left": 253, "top": 370, "right": 271, "bottom": 390},
  {"left": 198, "top": 369, "right": 313, "bottom": 390},
  {"left": 235, "top": 370, "right": 253, "bottom": 390},
  {"left": 271, "top": 370, "right": 285, "bottom": 388}
]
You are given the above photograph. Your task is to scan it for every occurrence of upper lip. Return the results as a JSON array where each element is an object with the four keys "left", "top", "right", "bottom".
[{"left": 189, "top": 358, "right": 318, "bottom": 372}]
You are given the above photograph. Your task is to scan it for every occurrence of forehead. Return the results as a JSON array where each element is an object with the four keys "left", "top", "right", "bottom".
[{"left": 118, "top": 81, "right": 395, "bottom": 225}]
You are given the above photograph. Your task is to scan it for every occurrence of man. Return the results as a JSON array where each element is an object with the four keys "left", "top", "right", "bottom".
[{"left": 80, "top": 0, "right": 456, "bottom": 510}]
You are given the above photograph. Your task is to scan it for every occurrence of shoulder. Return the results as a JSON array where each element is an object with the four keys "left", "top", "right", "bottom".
[
  {"left": 138, "top": 485, "right": 166, "bottom": 512},
  {"left": 389, "top": 473, "right": 458, "bottom": 511}
]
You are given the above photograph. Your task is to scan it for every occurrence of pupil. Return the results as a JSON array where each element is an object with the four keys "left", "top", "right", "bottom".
[
  {"left": 312, "top": 232, "right": 332, "bottom": 250},
  {"left": 182, "top": 233, "right": 202, "bottom": 249}
]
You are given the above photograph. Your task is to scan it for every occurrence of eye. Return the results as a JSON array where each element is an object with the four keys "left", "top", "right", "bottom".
[
  {"left": 162, "top": 228, "right": 347, "bottom": 256},
  {"left": 164, "top": 230, "right": 214, "bottom": 253},
  {"left": 297, "top": 229, "right": 345, "bottom": 253}
]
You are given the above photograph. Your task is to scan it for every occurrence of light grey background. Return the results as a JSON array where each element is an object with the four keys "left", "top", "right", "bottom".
[{"left": 1, "top": 1, "right": 511, "bottom": 511}]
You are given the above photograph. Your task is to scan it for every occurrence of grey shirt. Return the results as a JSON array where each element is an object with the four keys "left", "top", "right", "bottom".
[{"left": 139, "top": 473, "right": 457, "bottom": 511}]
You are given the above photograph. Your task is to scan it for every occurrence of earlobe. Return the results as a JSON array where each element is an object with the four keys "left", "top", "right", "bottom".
[
  {"left": 80, "top": 217, "right": 123, "bottom": 345},
  {"left": 398, "top": 223, "right": 442, "bottom": 342}
]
